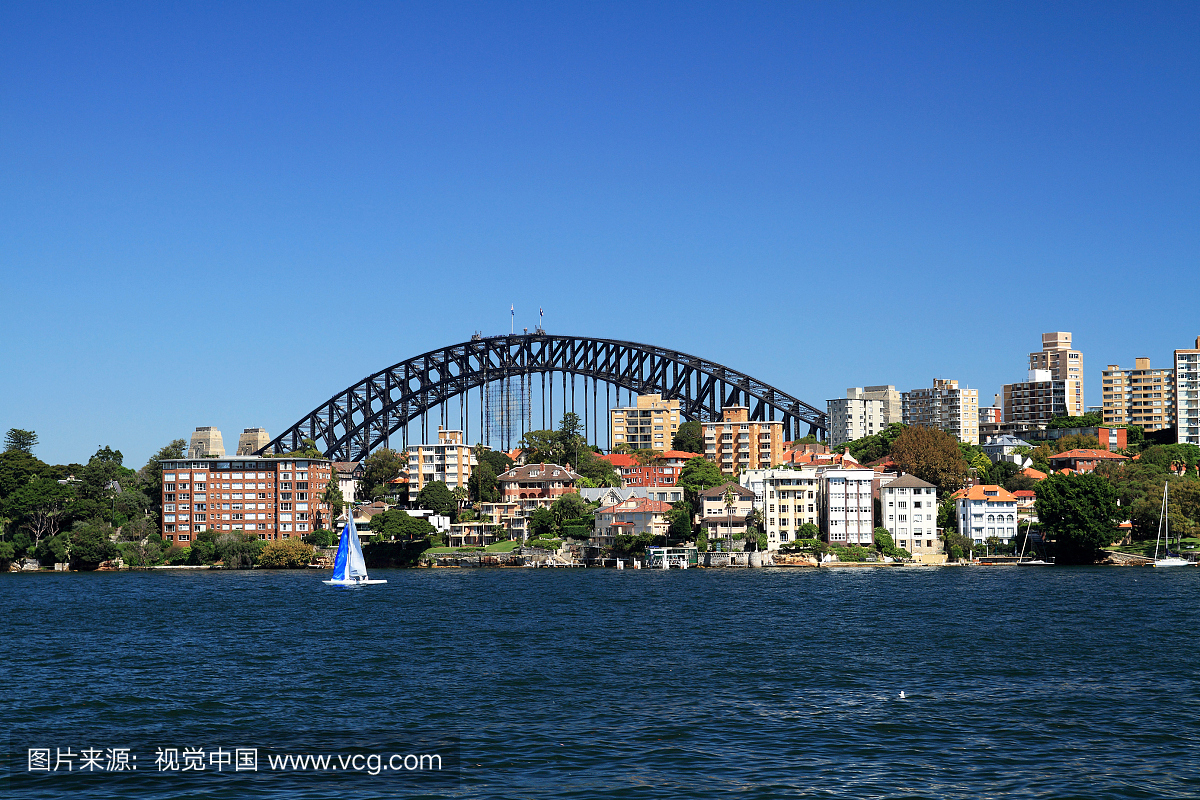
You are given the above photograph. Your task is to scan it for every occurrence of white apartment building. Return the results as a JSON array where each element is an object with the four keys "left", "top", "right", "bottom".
[
  {"left": 697, "top": 481, "right": 756, "bottom": 549},
  {"left": 879, "top": 474, "right": 938, "bottom": 557},
  {"left": 902, "top": 379, "right": 980, "bottom": 444},
  {"left": 407, "top": 427, "right": 477, "bottom": 495},
  {"left": 863, "top": 385, "right": 903, "bottom": 424},
  {"left": 955, "top": 485, "right": 1018, "bottom": 546},
  {"left": 740, "top": 467, "right": 820, "bottom": 550},
  {"left": 1175, "top": 336, "right": 1200, "bottom": 446},
  {"left": 818, "top": 467, "right": 876, "bottom": 547},
  {"left": 827, "top": 390, "right": 885, "bottom": 448}
]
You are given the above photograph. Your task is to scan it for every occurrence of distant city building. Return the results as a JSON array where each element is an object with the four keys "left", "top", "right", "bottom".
[
  {"left": 955, "top": 485, "right": 1018, "bottom": 546},
  {"left": 1021, "top": 331, "right": 1084, "bottom": 417},
  {"left": 702, "top": 406, "right": 785, "bottom": 473},
  {"left": 1101, "top": 358, "right": 1176, "bottom": 432},
  {"left": 827, "top": 390, "right": 885, "bottom": 447},
  {"left": 879, "top": 474, "right": 938, "bottom": 558},
  {"left": 1174, "top": 336, "right": 1200, "bottom": 445},
  {"left": 862, "top": 385, "right": 904, "bottom": 425},
  {"left": 818, "top": 466, "right": 876, "bottom": 547},
  {"left": 236, "top": 427, "right": 271, "bottom": 456},
  {"left": 1003, "top": 370, "right": 1068, "bottom": 428},
  {"left": 696, "top": 481, "right": 756, "bottom": 549},
  {"left": 902, "top": 379, "right": 980, "bottom": 444},
  {"left": 159, "top": 456, "right": 333, "bottom": 544},
  {"left": 599, "top": 450, "right": 701, "bottom": 487},
  {"left": 740, "top": 467, "right": 819, "bottom": 550},
  {"left": 188, "top": 427, "right": 225, "bottom": 458},
  {"left": 609, "top": 394, "right": 681, "bottom": 452},
  {"left": 406, "top": 428, "right": 476, "bottom": 495}
]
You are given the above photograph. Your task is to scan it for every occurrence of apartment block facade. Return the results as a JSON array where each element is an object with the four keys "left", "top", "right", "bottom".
[
  {"left": 818, "top": 467, "right": 876, "bottom": 547},
  {"left": 702, "top": 406, "right": 785, "bottom": 474},
  {"left": 599, "top": 450, "right": 701, "bottom": 488},
  {"left": 879, "top": 474, "right": 938, "bottom": 557},
  {"left": 740, "top": 467, "right": 820, "bottom": 550},
  {"left": 827, "top": 390, "right": 885, "bottom": 448},
  {"left": 902, "top": 379, "right": 980, "bottom": 444},
  {"left": 863, "top": 385, "right": 903, "bottom": 424},
  {"left": 1175, "top": 337, "right": 1200, "bottom": 446},
  {"left": 609, "top": 394, "right": 681, "bottom": 452},
  {"left": 159, "top": 456, "right": 333, "bottom": 544},
  {"left": 955, "top": 485, "right": 1018, "bottom": 546},
  {"left": 407, "top": 428, "right": 476, "bottom": 495},
  {"left": 1101, "top": 358, "right": 1176, "bottom": 432},
  {"left": 1004, "top": 370, "right": 1067, "bottom": 427},
  {"left": 1027, "top": 331, "right": 1084, "bottom": 417},
  {"left": 696, "top": 482, "right": 756, "bottom": 548}
]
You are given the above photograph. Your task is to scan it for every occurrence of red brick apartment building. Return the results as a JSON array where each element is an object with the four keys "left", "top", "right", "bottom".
[
  {"left": 159, "top": 457, "right": 333, "bottom": 544},
  {"left": 599, "top": 450, "right": 701, "bottom": 487}
]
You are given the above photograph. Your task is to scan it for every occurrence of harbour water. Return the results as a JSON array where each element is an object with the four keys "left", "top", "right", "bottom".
[{"left": 4, "top": 566, "right": 1200, "bottom": 798}]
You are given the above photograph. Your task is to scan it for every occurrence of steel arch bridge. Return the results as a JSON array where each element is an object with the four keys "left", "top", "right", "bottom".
[{"left": 259, "top": 333, "right": 827, "bottom": 461}]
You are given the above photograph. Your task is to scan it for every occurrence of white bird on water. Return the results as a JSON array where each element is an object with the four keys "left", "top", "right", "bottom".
[{"left": 899, "top": 691, "right": 906, "bottom": 699}]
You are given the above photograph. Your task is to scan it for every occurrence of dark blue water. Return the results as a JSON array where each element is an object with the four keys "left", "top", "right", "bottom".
[{"left": 4, "top": 566, "right": 1200, "bottom": 798}]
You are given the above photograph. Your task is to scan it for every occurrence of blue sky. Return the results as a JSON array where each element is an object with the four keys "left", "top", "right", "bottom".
[{"left": 2, "top": 2, "right": 1197, "bottom": 466}]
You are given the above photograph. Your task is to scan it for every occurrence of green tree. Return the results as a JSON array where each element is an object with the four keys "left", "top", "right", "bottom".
[
  {"left": 1046, "top": 413, "right": 1103, "bottom": 430},
  {"left": 529, "top": 507, "right": 555, "bottom": 538},
  {"left": 937, "top": 497, "right": 958, "bottom": 533},
  {"left": 321, "top": 475, "right": 345, "bottom": 522},
  {"left": 0, "top": 448, "right": 50, "bottom": 501},
  {"left": 478, "top": 448, "right": 514, "bottom": 475},
  {"left": 3, "top": 429, "right": 38, "bottom": 454},
  {"left": 573, "top": 449, "right": 619, "bottom": 487},
  {"left": 842, "top": 423, "right": 907, "bottom": 464},
  {"left": 468, "top": 460, "right": 499, "bottom": 502},
  {"left": 303, "top": 529, "right": 336, "bottom": 547},
  {"left": 139, "top": 438, "right": 187, "bottom": 518},
  {"left": 1004, "top": 472, "right": 1038, "bottom": 493},
  {"left": 672, "top": 421, "right": 704, "bottom": 454},
  {"left": 667, "top": 502, "right": 693, "bottom": 543},
  {"left": 369, "top": 509, "right": 437, "bottom": 541},
  {"left": 1035, "top": 472, "right": 1120, "bottom": 564},
  {"left": 360, "top": 448, "right": 405, "bottom": 501},
  {"left": 3, "top": 477, "right": 75, "bottom": 547},
  {"left": 678, "top": 457, "right": 725, "bottom": 507},
  {"left": 550, "top": 492, "right": 587, "bottom": 528},
  {"left": 518, "top": 429, "right": 560, "bottom": 464},
  {"left": 69, "top": 520, "right": 118, "bottom": 569},
  {"left": 891, "top": 426, "right": 969, "bottom": 494},
  {"left": 270, "top": 438, "right": 324, "bottom": 459},
  {"left": 258, "top": 540, "right": 316, "bottom": 568},
  {"left": 416, "top": 480, "right": 457, "bottom": 519}
]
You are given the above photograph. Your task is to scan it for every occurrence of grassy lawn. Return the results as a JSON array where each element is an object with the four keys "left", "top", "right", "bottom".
[
  {"left": 1106, "top": 537, "right": 1200, "bottom": 556},
  {"left": 423, "top": 539, "right": 520, "bottom": 555}
]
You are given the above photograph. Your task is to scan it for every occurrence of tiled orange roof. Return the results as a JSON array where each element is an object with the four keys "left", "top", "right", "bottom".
[
  {"left": 960, "top": 484, "right": 1017, "bottom": 503},
  {"left": 1050, "top": 449, "right": 1128, "bottom": 461},
  {"left": 597, "top": 497, "right": 674, "bottom": 515},
  {"left": 1012, "top": 490, "right": 1036, "bottom": 498},
  {"left": 599, "top": 454, "right": 638, "bottom": 467},
  {"left": 1021, "top": 467, "right": 1047, "bottom": 481},
  {"left": 661, "top": 450, "right": 703, "bottom": 460}
]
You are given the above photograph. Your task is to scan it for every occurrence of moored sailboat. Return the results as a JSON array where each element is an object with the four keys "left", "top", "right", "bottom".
[
  {"left": 323, "top": 511, "right": 387, "bottom": 585},
  {"left": 1152, "top": 482, "right": 1189, "bottom": 568}
]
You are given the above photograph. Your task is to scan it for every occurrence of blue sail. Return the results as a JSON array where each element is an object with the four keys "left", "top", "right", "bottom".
[{"left": 331, "top": 511, "right": 369, "bottom": 582}]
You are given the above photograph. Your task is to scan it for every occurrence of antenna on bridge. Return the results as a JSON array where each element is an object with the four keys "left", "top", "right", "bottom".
[{"left": 535, "top": 307, "right": 545, "bottom": 335}]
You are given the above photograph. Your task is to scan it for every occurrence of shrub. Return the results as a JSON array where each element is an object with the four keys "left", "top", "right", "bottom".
[
  {"left": 303, "top": 529, "right": 335, "bottom": 547},
  {"left": 258, "top": 540, "right": 316, "bottom": 569},
  {"left": 165, "top": 545, "right": 191, "bottom": 565}
]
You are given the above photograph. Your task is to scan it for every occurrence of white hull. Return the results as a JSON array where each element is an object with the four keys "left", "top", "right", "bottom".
[
  {"left": 1151, "top": 558, "right": 1189, "bottom": 568},
  {"left": 1018, "top": 560, "right": 1050, "bottom": 566},
  {"left": 322, "top": 578, "right": 388, "bottom": 584}
]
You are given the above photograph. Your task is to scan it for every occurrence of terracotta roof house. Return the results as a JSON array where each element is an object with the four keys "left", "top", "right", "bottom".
[{"left": 1047, "top": 449, "right": 1128, "bottom": 474}]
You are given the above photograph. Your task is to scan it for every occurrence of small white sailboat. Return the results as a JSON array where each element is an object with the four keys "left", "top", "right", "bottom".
[
  {"left": 323, "top": 512, "right": 387, "bottom": 585},
  {"left": 1152, "top": 482, "right": 1189, "bottom": 568}
]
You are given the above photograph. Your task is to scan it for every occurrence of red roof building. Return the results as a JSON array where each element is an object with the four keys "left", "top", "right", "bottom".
[
  {"left": 599, "top": 450, "right": 701, "bottom": 487},
  {"left": 1047, "top": 449, "right": 1128, "bottom": 474}
]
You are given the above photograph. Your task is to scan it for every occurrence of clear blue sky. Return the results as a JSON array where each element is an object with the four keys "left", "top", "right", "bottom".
[{"left": 2, "top": 2, "right": 1198, "bottom": 466}]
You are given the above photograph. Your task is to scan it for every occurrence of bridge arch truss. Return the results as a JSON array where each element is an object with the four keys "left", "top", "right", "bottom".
[{"left": 260, "top": 334, "right": 827, "bottom": 461}]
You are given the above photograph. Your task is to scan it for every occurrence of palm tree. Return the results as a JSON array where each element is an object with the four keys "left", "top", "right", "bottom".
[{"left": 452, "top": 485, "right": 469, "bottom": 511}]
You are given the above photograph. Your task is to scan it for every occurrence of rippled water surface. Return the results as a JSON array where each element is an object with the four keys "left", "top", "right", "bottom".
[{"left": 4, "top": 566, "right": 1200, "bottom": 798}]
